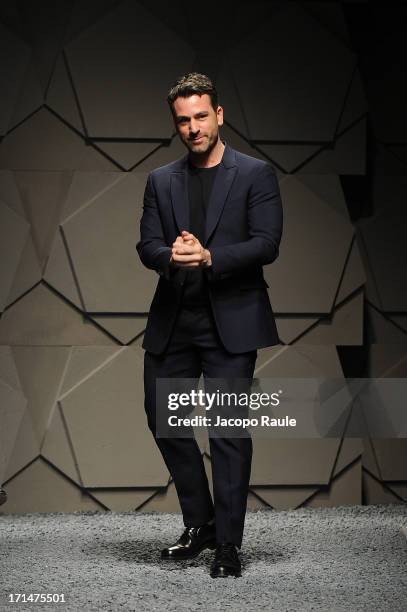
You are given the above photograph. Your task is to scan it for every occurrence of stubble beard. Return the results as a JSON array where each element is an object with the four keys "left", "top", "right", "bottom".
[{"left": 185, "top": 131, "right": 218, "bottom": 158}]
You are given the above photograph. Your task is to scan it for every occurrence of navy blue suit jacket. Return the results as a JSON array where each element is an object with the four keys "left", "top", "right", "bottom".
[{"left": 136, "top": 142, "right": 283, "bottom": 354}]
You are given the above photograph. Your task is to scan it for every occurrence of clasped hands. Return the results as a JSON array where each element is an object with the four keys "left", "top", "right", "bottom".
[{"left": 170, "top": 230, "right": 212, "bottom": 268}]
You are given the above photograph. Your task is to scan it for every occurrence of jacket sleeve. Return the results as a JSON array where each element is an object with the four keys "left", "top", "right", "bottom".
[
  {"left": 208, "top": 163, "right": 283, "bottom": 280},
  {"left": 136, "top": 172, "right": 173, "bottom": 281}
]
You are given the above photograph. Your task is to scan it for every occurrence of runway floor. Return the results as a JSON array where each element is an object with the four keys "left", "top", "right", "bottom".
[{"left": 1, "top": 504, "right": 406, "bottom": 611}]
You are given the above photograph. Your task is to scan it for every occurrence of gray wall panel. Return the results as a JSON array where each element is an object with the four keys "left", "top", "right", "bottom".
[{"left": 0, "top": 0, "right": 404, "bottom": 513}]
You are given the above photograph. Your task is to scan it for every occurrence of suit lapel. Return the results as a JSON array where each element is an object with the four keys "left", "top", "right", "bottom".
[
  {"left": 170, "top": 170, "right": 189, "bottom": 234},
  {"left": 170, "top": 143, "right": 237, "bottom": 244},
  {"left": 204, "top": 161, "right": 237, "bottom": 245}
]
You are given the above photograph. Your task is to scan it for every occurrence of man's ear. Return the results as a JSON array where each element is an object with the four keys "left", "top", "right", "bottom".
[{"left": 217, "top": 105, "right": 224, "bottom": 127}]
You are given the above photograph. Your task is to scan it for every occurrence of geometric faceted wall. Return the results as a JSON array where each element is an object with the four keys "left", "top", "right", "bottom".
[{"left": 1, "top": 1, "right": 406, "bottom": 513}]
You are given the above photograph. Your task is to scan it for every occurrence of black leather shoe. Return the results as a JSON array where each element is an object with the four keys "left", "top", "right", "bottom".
[
  {"left": 161, "top": 522, "right": 216, "bottom": 560},
  {"left": 210, "top": 543, "right": 241, "bottom": 578},
  {"left": 0, "top": 487, "right": 7, "bottom": 507}
]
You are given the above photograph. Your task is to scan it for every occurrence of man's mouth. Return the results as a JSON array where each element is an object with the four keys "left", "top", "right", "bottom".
[{"left": 190, "top": 136, "right": 204, "bottom": 143}]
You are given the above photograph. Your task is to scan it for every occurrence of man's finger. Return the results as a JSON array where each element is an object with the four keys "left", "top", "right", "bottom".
[
  {"left": 172, "top": 244, "right": 199, "bottom": 255},
  {"left": 172, "top": 252, "right": 203, "bottom": 263},
  {"left": 172, "top": 261, "right": 200, "bottom": 268},
  {"left": 172, "top": 236, "right": 184, "bottom": 247},
  {"left": 171, "top": 255, "right": 201, "bottom": 267},
  {"left": 181, "top": 231, "right": 199, "bottom": 243}
]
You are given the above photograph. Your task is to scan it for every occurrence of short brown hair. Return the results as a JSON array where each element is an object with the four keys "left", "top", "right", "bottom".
[{"left": 167, "top": 72, "right": 218, "bottom": 112}]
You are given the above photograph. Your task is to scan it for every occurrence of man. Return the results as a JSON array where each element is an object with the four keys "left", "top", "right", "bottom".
[{"left": 136, "top": 73, "right": 283, "bottom": 578}]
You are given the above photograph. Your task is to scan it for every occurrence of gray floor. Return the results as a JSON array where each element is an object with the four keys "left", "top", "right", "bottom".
[{"left": 1, "top": 504, "right": 406, "bottom": 611}]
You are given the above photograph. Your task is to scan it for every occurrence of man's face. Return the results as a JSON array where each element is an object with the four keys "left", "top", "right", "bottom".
[{"left": 172, "top": 93, "right": 223, "bottom": 155}]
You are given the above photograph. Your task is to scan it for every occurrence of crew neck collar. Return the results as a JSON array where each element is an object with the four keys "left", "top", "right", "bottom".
[
  {"left": 187, "top": 140, "right": 225, "bottom": 172},
  {"left": 188, "top": 158, "right": 221, "bottom": 172}
]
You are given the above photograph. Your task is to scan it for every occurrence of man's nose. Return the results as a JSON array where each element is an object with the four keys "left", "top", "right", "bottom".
[{"left": 189, "top": 121, "right": 199, "bottom": 135}]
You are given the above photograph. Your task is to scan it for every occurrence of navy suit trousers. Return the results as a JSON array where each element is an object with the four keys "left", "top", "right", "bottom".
[{"left": 143, "top": 302, "right": 257, "bottom": 549}]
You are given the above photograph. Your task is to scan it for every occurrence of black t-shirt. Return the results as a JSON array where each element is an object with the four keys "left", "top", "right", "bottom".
[{"left": 182, "top": 159, "right": 220, "bottom": 306}]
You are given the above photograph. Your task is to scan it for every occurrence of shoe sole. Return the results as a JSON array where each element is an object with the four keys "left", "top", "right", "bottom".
[
  {"left": 210, "top": 567, "right": 241, "bottom": 578},
  {"left": 161, "top": 539, "right": 217, "bottom": 561}
]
